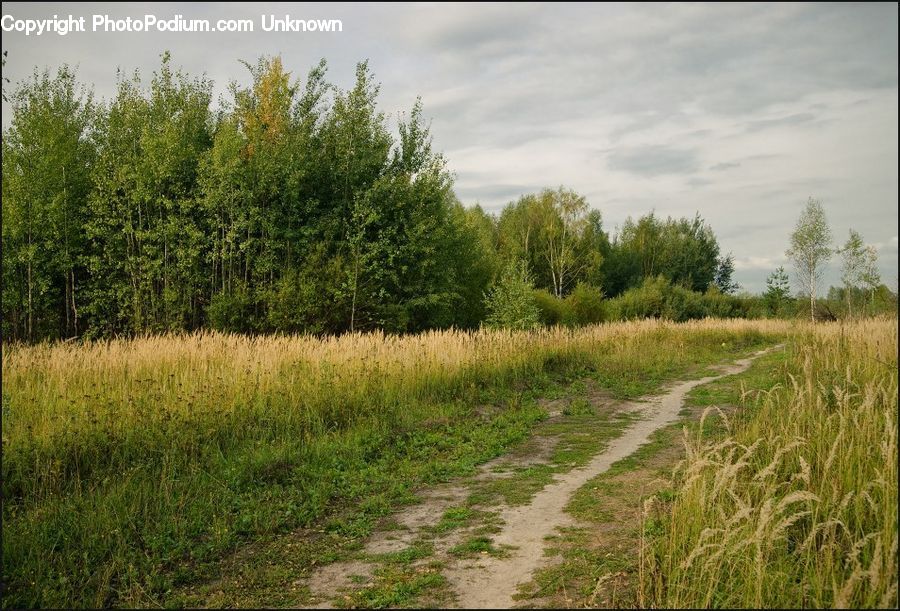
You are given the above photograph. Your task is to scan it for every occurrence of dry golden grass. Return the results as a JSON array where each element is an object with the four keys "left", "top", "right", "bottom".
[
  {"left": 642, "top": 317, "right": 898, "bottom": 608},
  {"left": 3, "top": 319, "right": 791, "bottom": 459}
]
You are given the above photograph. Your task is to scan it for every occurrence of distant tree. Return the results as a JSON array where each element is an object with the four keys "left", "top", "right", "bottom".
[
  {"left": 542, "top": 188, "right": 596, "bottom": 298},
  {"left": 483, "top": 260, "right": 540, "bottom": 330},
  {"left": 496, "top": 188, "right": 605, "bottom": 298},
  {"left": 611, "top": 212, "right": 721, "bottom": 294},
  {"left": 602, "top": 231, "right": 641, "bottom": 297},
  {"left": 323, "top": 61, "right": 392, "bottom": 331},
  {"left": 838, "top": 229, "right": 867, "bottom": 317},
  {"left": 714, "top": 253, "right": 739, "bottom": 294},
  {"left": 861, "top": 245, "right": 881, "bottom": 313},
  {"left": 86, "top": 53, "right": 213, "bottom": 335},
  {"left": 447, "top": 204, "right": 499, "bottom": 328},
  {"left": 763, "top": 266, "right": 792, "bottom": 317},
  {"left": 1, "top": 52, "right": 770, "bottom": 340},
  {"left": 786, "top": 197, "right": 832, "bottom": 322}
]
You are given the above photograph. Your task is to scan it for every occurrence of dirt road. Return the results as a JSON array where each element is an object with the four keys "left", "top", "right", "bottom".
[{"left": 302, "top": 347, "right": 778, "bottom": 608}]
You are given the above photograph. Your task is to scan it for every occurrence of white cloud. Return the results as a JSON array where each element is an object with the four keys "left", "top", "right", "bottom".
[
  {"left": 870, "top": 236, "right": 899, "bottom": 251},
  {"left": 734, "top": 256, "right": 788, "bottom": 271}
]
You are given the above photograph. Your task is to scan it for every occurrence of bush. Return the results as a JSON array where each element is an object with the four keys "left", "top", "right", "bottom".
[
  {"left": 607, "top": 276, "right": 712, "bottom": 322},
  {"left": 266, "top": 249, "right": 350, "bottom": 334},
  {"left": 207, "top": 285, "right": 256, "bottom": 333},
  {"left": 610, "top": 275, "right": 668, "bottom": 320},
  {"left": 567, "top": 282, "right": 605, "bottom": 325},
  {"left": 484, "top": 260, "right": 541, "bottom": 330},
  {"left": 266, "top": 271, "right": 325, "bottom": 334},
  {"left": 608, "top": 278, "right": 779, "bottom": 322},
  {"left": 701, "top": 286, "right": 737, "bottom": 318},
  {"left": 740, "top": 295, "right": 769, "bottom": 319},
  {"left": 662, "top": 284, "right": 705, "bottom": 322},
  {"left": 533, "top": 288, "right": 570, "bottom": 326}
]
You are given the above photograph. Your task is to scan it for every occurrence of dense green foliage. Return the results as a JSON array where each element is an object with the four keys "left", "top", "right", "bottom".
[
  {"left": 533, "top": 283, "right": 606, "bottom": 327},
  {"left": 2, "top": 66, "right": 95, "bottom": 340},
  {"left": 3, "top": 56, "right": 894, "bottom": 340},
  {"left": 606, "top": 275, "right": 766, "bottom": 322},
  {"left": 484, "top": 260, "right": 541, "bottom": 330},
  {"left": 3, "top": 56, "right": 489, "bottom": 340},
  {"left": 604, "top": 212, "right": 722, "bottom": 295},
  {"left": 495, "top": 187, "right": 606, "bottom": 297}
]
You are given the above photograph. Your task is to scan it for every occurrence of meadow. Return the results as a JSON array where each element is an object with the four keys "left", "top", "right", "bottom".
[
  {"left": 3, "top": 319, "right": 779, "bottom": 608},
  {"left": 4, "top": 318, "right": 897, "bottom": 609}
]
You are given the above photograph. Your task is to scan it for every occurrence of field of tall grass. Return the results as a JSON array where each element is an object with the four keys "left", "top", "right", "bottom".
[
  {"left": 642, "top": 317, "right": 898, "bottom": 608},
  {"left": 2, "top": 319, "right": 782, "bottom": 607}
]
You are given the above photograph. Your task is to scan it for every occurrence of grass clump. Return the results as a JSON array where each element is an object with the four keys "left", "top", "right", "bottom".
[{"left": 641, "top": 317, "right": 898, "bottom": 608}]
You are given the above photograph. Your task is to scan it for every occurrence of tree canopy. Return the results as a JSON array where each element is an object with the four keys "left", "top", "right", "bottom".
[{"left": 2, "top": 54, "right": 798, "bottom": 341}]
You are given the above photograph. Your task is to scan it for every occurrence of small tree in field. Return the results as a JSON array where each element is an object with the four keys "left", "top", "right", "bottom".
[
  {"left": 764, "top": 266, "right": 792, "bottom": 317},
  {"left": 839, "top": 229, "right": 866, "bottom": 317},
  {"left": 786, "top": 197, "right": 832, "bottom": 322},
  {"left": 714, "top": 253, "right": 739, "bottom": 294},
  {"left": 861, "top": 245, "right": 881, "bottom": 313},
  {"left": 484, "top": 260, "right": 541, "bottom": 330}
]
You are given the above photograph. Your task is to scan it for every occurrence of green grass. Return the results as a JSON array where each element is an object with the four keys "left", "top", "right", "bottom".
[
  {"left": 432, "top": 507, "right": 479, "bottom": 533},
  {"left": 516, "top": 340, "right": 793, "bottom": 608},
  {"left": 448, "top": 536, "right": 513, "bottom": 559},
  {"left": 337, "top": 563, "right": 449, "bottom": 609},
  {"left": 514, "top": 526, "right": 636, "bottom": 607},
  {"left": 2, "top": 320, "right": 783, "bottom": 607},
  {"left": 682, "top": 345, "right": 788, "bottom": 414},
  {"left": 374, "top": 542, "right": 434, "bottom": 566},
  {"left": 464, "top": 409, "right": 638, "bottom": 509},
  {"left": 562, "top": 397, "right": 594, "bottom": 416},
  {"left": 467, "top": 465, "right": 557, "bottom": 507}
]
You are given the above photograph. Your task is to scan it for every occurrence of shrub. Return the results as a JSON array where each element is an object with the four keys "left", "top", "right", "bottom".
[
  {"left": 533, "top": 288, "right": 570, "bottom": 326},
  {"left": 207, "top": 285, "right": 256, "bottom": 333},
  {"left": 662, "top": 284, "right": 705, "bottom": 322},
  {"left": 608, "top": 276, "right": 723, "bottom": 322},
  {"left": 700, "top": 286, "right": 737, "bottom": 318},
  {"left": 484, "top": 260, "right": 541, "bottom": 330},
  {"left": 610, "top": 275, "right": 668, "bottom": 320},
  {"left": 567, "top": 282, "right": 605, "bottom": 325}
]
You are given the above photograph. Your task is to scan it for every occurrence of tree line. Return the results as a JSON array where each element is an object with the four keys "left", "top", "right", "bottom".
[
  {"left": 4, "top": 55, "right": 486, "bottom": 340},
  {"left": 2, "top": 55, "right": 892, "bottom": 342}
]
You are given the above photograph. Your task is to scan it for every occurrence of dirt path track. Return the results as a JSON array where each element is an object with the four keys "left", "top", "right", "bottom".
[{"left": 303, "top": 347, "right": 777, "bottom": 608}]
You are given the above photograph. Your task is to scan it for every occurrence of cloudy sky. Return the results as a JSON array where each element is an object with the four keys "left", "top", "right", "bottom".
[{"left": 3, "top": 2, "right": 898, "bottom": 292}]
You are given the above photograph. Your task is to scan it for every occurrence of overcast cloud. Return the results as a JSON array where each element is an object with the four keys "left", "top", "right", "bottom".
[{"left": 2, "top": 2, "right": 897, "bottom": 292}]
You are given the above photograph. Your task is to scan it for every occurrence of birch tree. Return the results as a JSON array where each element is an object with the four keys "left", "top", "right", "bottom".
[
  {"left": 497, "top": 188, "right": 604, "bottom": 298},
  {"left": 542, "top": 187, "right": 589, "bottom": 298},
  {"left": 839, "top": 229, "right": 866, "bottom": 317},
  {"left": 786, "top": 197, "right": 832, "bottom": 322},
  {"left": 861, "top": 244, "right": 881, "bottom": 313}
]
